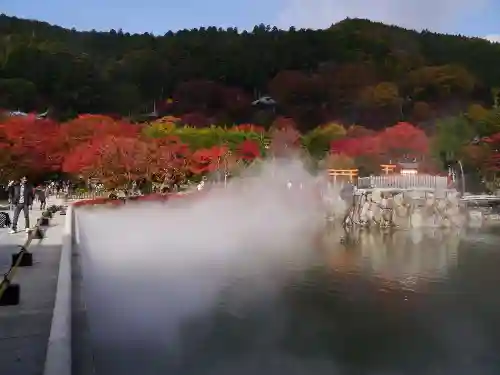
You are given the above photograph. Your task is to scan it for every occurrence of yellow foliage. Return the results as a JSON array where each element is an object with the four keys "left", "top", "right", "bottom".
[
  {"left": 359, "top": 82, "right": 400, "bottom": 107},
  {"left": 318, "top": 122, "right": 346, "bottom": 136},
  {"left": 147, "top": 121, "right": 175, "bottom": 132},
  {"left": 144, "top": 116, "right": 180, "bottom": 136},
  {"left": 407, "top": 65, "right": 475, "bottom": 97},
  {"left": 467, "top": 104, "right": 489, "bottom": 122},
  {"left": 302, "top": 123, "right": 346, "bottom": 158}
]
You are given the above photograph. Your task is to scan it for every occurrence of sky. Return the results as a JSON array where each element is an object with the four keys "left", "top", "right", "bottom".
[{"left": 1, "top": 0, "right": 500, "bottom": 42}]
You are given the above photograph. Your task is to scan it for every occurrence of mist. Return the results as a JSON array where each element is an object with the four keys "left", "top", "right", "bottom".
[{"left": 76, "top": 157, "right": 329, "bottom": 373}]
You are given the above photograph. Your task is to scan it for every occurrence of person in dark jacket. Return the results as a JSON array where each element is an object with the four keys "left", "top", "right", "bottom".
[
  {"left": 35, "top": 185, "right": 47, "bottom": 210},
  {"left": 9, "top": 176, "right": 35, "bottom": 234}
]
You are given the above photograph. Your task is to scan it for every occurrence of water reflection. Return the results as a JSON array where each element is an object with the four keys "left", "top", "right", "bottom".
[
  {"left": 91, "top": 228, "right": 500, "bottom": 375},
  {"left": 323, "top": 227, "right": 461, "bottom": 292}
]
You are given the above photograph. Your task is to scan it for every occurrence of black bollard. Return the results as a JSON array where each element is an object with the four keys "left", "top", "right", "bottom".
[{"left": 0, "top": 283, "right": 20, "bottom": 306}]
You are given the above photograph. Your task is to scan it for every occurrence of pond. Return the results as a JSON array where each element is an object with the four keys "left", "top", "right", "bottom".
[{"left": 76, "top": 222, "right": 500, "bottom": 375}]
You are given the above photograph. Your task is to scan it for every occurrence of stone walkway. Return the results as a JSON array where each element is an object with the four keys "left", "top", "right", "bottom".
[{"left": 0, "top": 201, "right": 65, "bottom": 375}]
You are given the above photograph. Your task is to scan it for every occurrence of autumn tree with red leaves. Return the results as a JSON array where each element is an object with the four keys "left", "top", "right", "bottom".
[
  {"left": 57, "top": 115, "right": 140, "bottom": 158},
  {"left": 330, "top": 136, "right": 380, "bottom": 158},
  {"left": 0, "top": 117, "right": 62, "bottom": 179},
  {"left": 377, "top": 122, "right": 429, "bottom": 162},
  {"left": 329, "top": 122, "right": 430, "bottom": 174},
  {"left": 483, "top": 133, "right": 500, "bottom": 173},
  {"left": 237, "top": 139, "right": 261, "bottom": 161},
  {"left": 0, "top": 122, "right": 14, "bottom": 181},
  {"left": 145, "top": 136, "right": 191, "bottom": 186},
  {"left": 0, "top": 108, "right": 462, "bottom": 188},
  {"left": 63, "top": 135, "right": 149, "bottom": 188},
  {"left": 330, "top": 135, "right": 381, "bottom": 173},
  {"left": 188, "top": 145, "right": 229, "bottom": 175}
]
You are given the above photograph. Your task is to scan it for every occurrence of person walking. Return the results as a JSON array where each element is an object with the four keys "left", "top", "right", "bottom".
[
  {"left": 6, "top": 180, "right": 15, "bottom": 210},
  {"left": 36, "top": 185, "right": 47, "bottom": 210},
  {"left": 29, "top": 185, "right": 34, "bottom": 210},
  {"left": 9, "top": 176, "right": 35, "bottom": 234}
]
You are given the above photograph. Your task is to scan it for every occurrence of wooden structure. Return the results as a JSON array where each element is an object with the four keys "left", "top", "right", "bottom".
[
  {"left": 328, "top": 169, "right": 358, "bottom": 183},
  {"left": 380, "top": 164, "right": 396, "bottom": 175},
  {"left": 357, "top": 174, "right": 449, "bottom": 191},
  {"left": 380, "top": 162, "right": 420, "bottom": 175}
]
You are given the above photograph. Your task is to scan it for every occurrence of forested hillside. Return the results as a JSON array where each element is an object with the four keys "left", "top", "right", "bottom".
[{"left": 1, "top": 14, "right": 500, "bottom": 131}]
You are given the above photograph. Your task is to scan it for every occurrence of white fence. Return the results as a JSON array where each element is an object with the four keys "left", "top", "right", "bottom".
[{"left": 357, "top": 175, "right": 449, "bottom": 190}]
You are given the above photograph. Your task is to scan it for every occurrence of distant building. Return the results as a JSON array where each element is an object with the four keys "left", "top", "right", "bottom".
[
  {"left": 398, "top": 162, "right": 419, "bottom": 175},
  {"left": 7, "top": 110, "right": 29, "bottom": 117},
  {"left": 2, "top": 109, "right": 48, "bottom": 119},
  {"left": 251, "top": 96, "right": 277, "bottom": 106}
]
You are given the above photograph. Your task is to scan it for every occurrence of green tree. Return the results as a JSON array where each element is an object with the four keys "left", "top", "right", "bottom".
[
  {"left": 433, "top": 116, "right": 474, "bottom": 163},
  {"left": 1, "top": 15, "right": 499, "bottom": 128},
  {"left": 0, "top": 78, "right": 37, "bottom": 110},
  {"left": 302, "top": 123, "right": 346, "bottom": 159},
  {"left": 475, "top": 108, "right": 500, "bottom": 137}
]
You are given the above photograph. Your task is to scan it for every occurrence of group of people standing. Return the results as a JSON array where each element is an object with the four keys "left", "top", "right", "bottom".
[{"left": 5, "top": 177, "right": 49, "bottom": 234}]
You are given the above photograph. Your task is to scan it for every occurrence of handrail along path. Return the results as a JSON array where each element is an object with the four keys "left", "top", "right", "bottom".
[{"left": 0, "top": 216, "right": 45, "bottom": 300}]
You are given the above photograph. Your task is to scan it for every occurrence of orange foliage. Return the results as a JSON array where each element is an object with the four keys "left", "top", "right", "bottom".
[
  {"left": 188, "top": 145, "right": 229, "bottom": 174},
  {"left": 231, "top": 124, "right": 265, "bottom": 133},
  {"left": 145, "top": 136, "right": 191, "bottom": 182}
]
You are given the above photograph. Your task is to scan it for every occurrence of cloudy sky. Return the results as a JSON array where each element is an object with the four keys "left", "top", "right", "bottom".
[{"left": 1, "top": 0, "right": 499, "bottom": 41}]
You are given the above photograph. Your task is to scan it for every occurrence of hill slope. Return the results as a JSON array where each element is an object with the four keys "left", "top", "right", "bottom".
[{"left": 1, "top": 14, "right": 500, "bottom": 130}]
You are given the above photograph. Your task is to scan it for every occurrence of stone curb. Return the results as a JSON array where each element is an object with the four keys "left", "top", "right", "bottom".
[{"left": 43, "top": 205, "right": 72, "bottom": 375}]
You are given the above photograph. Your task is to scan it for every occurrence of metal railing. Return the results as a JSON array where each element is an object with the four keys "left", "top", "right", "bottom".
[{"left": 357, "top": 175, "right": 449, "bottom": 190}]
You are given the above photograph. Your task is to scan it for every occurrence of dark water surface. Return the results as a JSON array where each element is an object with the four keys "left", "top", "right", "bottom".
[{"left": 82, "top": 227, "right": 500, "bottom": 375}]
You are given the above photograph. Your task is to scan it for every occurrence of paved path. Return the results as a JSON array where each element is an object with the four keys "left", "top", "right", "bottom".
[{"left": 0, "top": 201, "right": 65, "bottom": 375}]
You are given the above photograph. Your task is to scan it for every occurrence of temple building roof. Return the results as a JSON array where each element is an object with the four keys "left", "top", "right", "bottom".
[{"left": 398, "top": 162, "right": 419, "bottom": 170}]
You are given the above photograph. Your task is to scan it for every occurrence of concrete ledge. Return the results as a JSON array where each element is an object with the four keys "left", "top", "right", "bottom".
[
  {"left": 71, "top": 191, "right": 200, "bottom": 208},
  {"left": 43, "top": 205, "right": 72, "bottom": 375}
]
